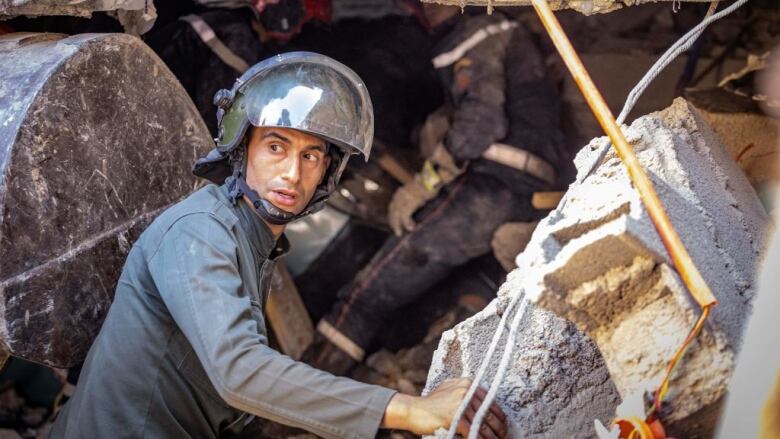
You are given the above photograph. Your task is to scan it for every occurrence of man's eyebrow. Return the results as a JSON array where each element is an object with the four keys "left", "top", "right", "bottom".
[
  {"left": 262, "top": 131, "right": 291, "bottom": 143},
  {"left": 305, "top": 143, "right": 327, "bottom": 153}
]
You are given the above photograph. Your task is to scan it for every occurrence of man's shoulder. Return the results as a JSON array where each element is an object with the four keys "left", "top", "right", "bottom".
[
  {"left": 435, "top": 13, "right": 518, "bottom": 66},
  {"left": 141, "top": 184, "right": 239, "bottom": 254},
  {"left": 163, "top": 184, "right": 236, "bottom": 222}
]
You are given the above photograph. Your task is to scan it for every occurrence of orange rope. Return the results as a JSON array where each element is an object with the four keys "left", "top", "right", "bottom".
[{"left": 651, "top": 305, "right": 712, "bottom": 416}]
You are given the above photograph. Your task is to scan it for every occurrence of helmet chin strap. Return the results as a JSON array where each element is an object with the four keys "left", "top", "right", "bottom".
[{"left": 233, "top": 174, "right": 296, "bottom": 225}]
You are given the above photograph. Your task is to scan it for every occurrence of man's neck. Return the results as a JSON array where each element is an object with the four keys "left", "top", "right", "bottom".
[{"left": 242, "top": 196, "right": 285, "bottom": 239}]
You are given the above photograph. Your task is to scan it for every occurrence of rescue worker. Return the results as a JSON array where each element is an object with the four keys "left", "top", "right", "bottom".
[
  {"left": 306, "top": 5, "right": 569, "bottom": 374},
  {"left": 50, "top": 53, "right": 507, "bottom": 439}
]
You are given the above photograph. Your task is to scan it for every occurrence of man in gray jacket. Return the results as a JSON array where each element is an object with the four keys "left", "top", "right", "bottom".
[{"left": 50, "top": 52, "right": 507, "bottom": 438}]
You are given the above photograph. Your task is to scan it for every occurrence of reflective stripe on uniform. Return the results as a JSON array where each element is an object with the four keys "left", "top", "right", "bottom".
[
  {"left": 317, "top": 320, "right": 365, "bottom": 362},
  {"left": 180, "top": 14, "right": 251, "bottom": 73},
  {"left": 482, "top": 143, "right": 556, "bottom": 185},
  {"left": 432, "top": 20, "right": 518, "bottom": 69}
]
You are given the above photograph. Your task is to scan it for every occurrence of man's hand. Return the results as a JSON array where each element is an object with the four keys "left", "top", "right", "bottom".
[
  {"left": 382, "top": 378, "right": 508, "bottom": 438},
  {"left": 387, "top": 175, "right": 436, "bottom": 236},
  {"left": 387, "top": 145, "right": 464, "bottom": 237}
]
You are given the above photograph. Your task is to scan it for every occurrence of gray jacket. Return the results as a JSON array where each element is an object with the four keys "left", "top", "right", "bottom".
[{"left": 51, "top": 183, "right": 395, "bottom": 439}]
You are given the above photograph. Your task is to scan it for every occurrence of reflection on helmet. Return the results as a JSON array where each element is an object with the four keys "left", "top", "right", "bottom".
[
  {"left": 197, "top": 51, "right": 374, "bottom": 225},
  {"left": 257, "top": 85, "right": 323, "bottom": 127},
  {"left": 215, "top": 51, "right": 373, "bottom": 161}
]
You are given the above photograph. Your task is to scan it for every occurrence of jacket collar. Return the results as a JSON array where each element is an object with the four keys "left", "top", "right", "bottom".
[{"left": 221, "top": 182, "right": 290, "bottom": 261}]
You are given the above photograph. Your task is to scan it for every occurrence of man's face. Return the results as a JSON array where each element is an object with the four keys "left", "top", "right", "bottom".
[{"left": 245, "top": 126, "right": 331, "bottom": 216}]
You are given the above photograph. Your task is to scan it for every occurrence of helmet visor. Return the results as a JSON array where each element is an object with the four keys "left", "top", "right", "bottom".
[{"left": 240, "top": 54, "right": 373, "bottom": 160}]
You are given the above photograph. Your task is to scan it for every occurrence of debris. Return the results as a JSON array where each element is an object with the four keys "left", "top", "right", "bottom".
[
  {"left": 425, "top": 98, "right": 768, "bottom": 437},
  {"left": 490, "top": 221, "right": 537, "bottom": 271},
  {"left": 696, "top": 109, "right": 779, "bottom": 189},
  {"left": 355, "top": 303, "right": 481, "bottom": 398},
  {"left": 0, "top": 32, "right": 212, "bottom": 367},
  {"left": 266, "top": 263, "right": 315, "bottom": 360},
  {"left": 421, "top": 0, "right": 712, "bottom": 16},
  {"left": 562, "top": 52, "right": 745, "bottom": 147},
  {"left": 0, "top": 1, "right": 157, "bottom": 35}
]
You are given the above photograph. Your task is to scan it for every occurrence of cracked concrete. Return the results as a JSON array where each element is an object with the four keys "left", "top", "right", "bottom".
[{"left": 425, "top": 99, "right": 768, "bottom": 437}]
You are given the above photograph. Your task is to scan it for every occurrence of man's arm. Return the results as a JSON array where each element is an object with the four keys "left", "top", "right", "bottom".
[
  {"left": 149, "top": 213, "right": 395, "bottom": 439},
  {"left": 149, "top": 213, "right": 508, "bottom": 438},
  {"left": 440, "top": 16, "right": 514, "bottom": 162}
]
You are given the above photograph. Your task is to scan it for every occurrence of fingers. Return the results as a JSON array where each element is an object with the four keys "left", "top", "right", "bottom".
[
  {"left": 390, "top": 215, "right": 403, "bottom": 237},
  {"left": 402, "top": 214, "right": 416, "bottom": 234},
  {"left": 490, "top": 401, "right": 507, "bottom": 426},
  {"left": 441, "top": 379, "right": 507, "bottom": 438},
  {"left": 388, "top": 210, "right": 414, "bottom": 237},
  {"left": 483, "top": 409, "right": 507, "bottom": 438},
  {"left": 388, "top": 201, "right": 404, "bottom": 237},
  {"left": 464, "top": 387, "right": 508, "bottom": 439},
  {"left": 387, "top": 191, "right": 416, "bottom": 237}
]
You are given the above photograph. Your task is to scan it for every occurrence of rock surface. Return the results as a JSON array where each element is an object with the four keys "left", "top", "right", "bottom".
[
  {"left": 424, "top": 99, "right": 768, "bottom": 437},
  {"left": 0, "top": 33, "right": 212, "bottom": 367}
]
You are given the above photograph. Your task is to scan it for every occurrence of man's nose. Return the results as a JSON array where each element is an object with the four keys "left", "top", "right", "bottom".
[{"left": 281, "top": 155, "right": 301, "bottom": 185}]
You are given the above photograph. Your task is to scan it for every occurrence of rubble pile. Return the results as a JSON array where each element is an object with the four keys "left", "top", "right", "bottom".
[
  {"left": 356, "top": 304, "right": 481, "bottom": 397},
  {"left": 425, "top": 99, "right": 768, "bottom": 437}
]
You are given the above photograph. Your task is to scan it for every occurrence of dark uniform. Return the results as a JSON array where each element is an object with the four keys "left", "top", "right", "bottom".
[
  {"left": 51, "top": 182, "right": 395, "bottom": 439},
  {"left": 145, "top": 9, "right": 264, "bottom": 136},
  {"left": 313, "top": 12, "right": 567, "bottom": 365}
]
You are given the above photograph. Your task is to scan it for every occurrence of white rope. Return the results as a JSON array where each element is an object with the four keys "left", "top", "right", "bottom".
[
  {"left": 467, "top": 294, "right": 531, "bottom": 439},
  {"left": 444, "top": 291, "right": 526, "bottom": 439}
]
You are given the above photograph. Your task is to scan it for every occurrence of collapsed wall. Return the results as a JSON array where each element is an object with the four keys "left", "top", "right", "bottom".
[{"left": 424, "top": 98, "right": 768, "bottom": 437}]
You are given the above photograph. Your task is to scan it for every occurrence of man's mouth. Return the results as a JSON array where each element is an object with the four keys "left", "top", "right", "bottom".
[{"left": 269, "top": 189, "right": 299, "bottom": 208}]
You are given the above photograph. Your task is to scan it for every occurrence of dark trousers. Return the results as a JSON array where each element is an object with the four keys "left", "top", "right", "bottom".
[{"left": 321, "top": 171, "right": 541, "bottom": 349}]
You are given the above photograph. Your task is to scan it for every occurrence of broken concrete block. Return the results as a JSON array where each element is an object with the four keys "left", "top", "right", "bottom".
[
  {"left": 424, "top": 98, "right": 768, "bottom": 437},
  {"left": 424, "top": 283, "right": 621, "bottom": 438},
  {"left": 527, "top": 98, "right": 768, "bottom": 435},
  {"left": 0, "top": 33, "right": 212, "bottom": 367}
]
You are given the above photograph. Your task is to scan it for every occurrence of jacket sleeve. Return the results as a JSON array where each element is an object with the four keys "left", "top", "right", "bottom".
[
  {"left": 442, "top": 18, "right": 514, "bottom": 161},
  {"left": 148, "top": 213, "right": 396, "bottom": 439}
]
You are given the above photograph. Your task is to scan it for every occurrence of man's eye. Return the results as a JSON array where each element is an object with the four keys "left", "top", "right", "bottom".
[
  {"left": 304, "top": 153, "right": 319, "bottom": 162},
  {"left": 269, "top": 143, "right": 282, "bottom": 152}
]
